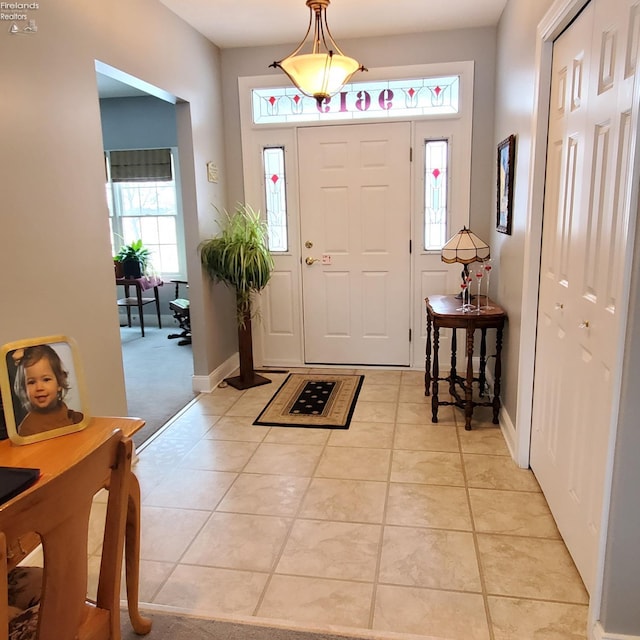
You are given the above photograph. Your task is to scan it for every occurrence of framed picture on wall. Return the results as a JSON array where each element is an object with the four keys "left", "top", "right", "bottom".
[
  {"left": 497, "top": 134, "right": 516, "bottom": 235},
  {"left": 0, "top": 335, "right": 90, "bottom": 445}
]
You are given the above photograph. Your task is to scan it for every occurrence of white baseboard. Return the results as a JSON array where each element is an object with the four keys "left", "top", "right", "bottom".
[
  {"left": 592, "top": 621, "right": 640, "bottom": 640},
  {"left": 468, "top": 357, "right": 519, "bottom": 465},
  {"left": 499, "top": 404, "right": 518, "bottom": 461},
  {"left": 192, "top": 352, "right": 239, "bottom": 393}
]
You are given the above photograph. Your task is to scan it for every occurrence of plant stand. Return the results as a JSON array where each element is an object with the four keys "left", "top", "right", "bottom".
[{"left": 224, "top": 310, "right": 271, "bottom": 390}]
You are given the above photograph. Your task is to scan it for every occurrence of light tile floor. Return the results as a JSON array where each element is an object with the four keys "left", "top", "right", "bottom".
[{"left": 102, "top": 368, "right": 590, "bottom": 640}]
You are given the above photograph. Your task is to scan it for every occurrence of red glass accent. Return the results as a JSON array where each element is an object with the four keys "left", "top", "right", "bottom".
[
  {"left": 434, "top": 86, "right": 442, "bottom": 97},
  {"left": 269, "top": 96, "right": 277, "bottom": 106},
  {"left": 294, "top": 95, "right": 301, "bottom": 104},
  {"left": 271, "top": 174, "right": 279, "bottom": 185},
  {"left": 432, "top": 168, "right": 441, "bottom": 180},
  {"left": 408, "top": 88, "right": 415, "bottom": 98}
]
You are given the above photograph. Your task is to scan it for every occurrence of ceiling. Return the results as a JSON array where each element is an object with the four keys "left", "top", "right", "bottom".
[
  {"left": 97, "top": 0, "right": 507, "bottom": 98},
  {"left": 157, "top": 0, "right": 508, "bottom": 50}
]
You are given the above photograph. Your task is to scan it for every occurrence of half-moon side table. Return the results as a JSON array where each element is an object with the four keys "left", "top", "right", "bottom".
[{"left": 424, "top": 295, "right": 507, "bottom": 430}]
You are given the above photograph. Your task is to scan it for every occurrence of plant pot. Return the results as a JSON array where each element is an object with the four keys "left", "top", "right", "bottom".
[
  {"left": 114, "top": 260, "right": 125, "bottom": 279},
  {"left": 122, "top": 259, "right": 142, "bottom": 279}
]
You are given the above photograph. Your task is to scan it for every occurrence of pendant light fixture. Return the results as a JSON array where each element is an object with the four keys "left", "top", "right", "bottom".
[{"left": 270, "top": 0, "right": 367, "bottom": 105}]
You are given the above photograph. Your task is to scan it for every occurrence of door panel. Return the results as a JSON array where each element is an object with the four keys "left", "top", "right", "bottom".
[
  {"left": 531, "top": 0, "right": 639, "bottom": 593},
  {"left": 298, "top": 123, "right": 411, "bottom": 365}
]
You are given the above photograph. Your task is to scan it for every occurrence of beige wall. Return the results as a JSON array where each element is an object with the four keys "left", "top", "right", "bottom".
[{"left": 0, "top": 0, "right": 233, "bottom": 417}]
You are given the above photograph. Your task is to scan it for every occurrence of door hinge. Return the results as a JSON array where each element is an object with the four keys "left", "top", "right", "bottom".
[
  {"left": 409, "top": 146, "right": 413, "bottom": 162},
  {"left": 409, "top": 239, "right": 412, "bottom": 254},
  {"left": 409, "top": 328, "right": 412, "bottom": 342}
]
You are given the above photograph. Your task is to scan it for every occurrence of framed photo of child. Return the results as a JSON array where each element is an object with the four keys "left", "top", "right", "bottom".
[{"left": 0, "top": 336, "right": 90, "bottom": 445}]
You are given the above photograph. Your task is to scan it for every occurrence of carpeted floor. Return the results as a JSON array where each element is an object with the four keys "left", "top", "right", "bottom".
[
  {"left": 120, "top": 325, "right": 196, "bottom": 446},
  {"left": 120, "top": 610, "right": 406, "bottom": 640}
]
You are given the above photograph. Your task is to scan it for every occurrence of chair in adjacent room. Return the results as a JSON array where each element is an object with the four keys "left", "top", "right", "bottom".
[
  {"left": 0, "top": 430, "right": 133, "bottom": 640},
  {"left": 168, "top": 280, "right": 191, "bottom": 346}
]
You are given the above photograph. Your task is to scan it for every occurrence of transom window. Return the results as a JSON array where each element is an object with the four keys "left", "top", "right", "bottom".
[{"left": 252, "top": 75, "right": 459, "bottom": 125}]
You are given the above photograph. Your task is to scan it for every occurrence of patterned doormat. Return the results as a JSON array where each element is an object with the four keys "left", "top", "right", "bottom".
[{"left": 253, "top": 373, "right": 364, "bottom": 429}]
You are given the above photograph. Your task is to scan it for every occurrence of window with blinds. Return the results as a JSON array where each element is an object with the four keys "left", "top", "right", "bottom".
[{"left": 105, "top": 148, "right": 185, "bottom": 278}]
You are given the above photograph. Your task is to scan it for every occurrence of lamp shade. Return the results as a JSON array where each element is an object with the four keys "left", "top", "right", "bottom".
[
  {"left": 441, "top": 227, "right": 490, "bottom": 265},
  {"left": 278, "top": 52, "right": 362, "bottom": 102}
]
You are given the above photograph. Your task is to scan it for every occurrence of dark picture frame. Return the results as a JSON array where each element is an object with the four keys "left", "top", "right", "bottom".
[
  {"left": 497, "top": 134, "right": 516, "bottom": 235},
  {"left": 0, "top": 335, "right": 90, "bottom": 445}
]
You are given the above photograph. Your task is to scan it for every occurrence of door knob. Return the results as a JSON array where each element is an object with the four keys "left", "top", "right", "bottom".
[
  {"left": 555, "top": 303, "right": 564, "bottom": 310},
  {"left": 305, "top": 256, "right": 320, "bottom": 265},
  {"left": 579, "top": 321, "right": 590, "bottom": 329}
]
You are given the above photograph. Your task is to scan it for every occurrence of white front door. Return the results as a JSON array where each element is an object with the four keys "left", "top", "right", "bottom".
[
  {"left": 531, "top": 0, "right": 639, "bottom": 593},
  {"left": 298, "top": 123, "right": 411, "bottom": 365}
]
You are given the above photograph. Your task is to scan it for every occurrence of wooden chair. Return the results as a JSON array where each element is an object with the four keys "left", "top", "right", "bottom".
[
  {"left": 167, "top": 280, "right": 191, "bottom": 345},
  {"left": 0, "top": 429, "right": 133, "bottom": 640}
]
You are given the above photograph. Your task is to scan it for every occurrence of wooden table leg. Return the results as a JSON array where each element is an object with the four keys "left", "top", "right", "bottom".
[
  {"left": 135, "top": 285, "right": 146, "bottom": 337},
  {"left": 125, "top": 473, "right": 152, "bottom": 635},
  {"left": 431, "top": 325, "right": 440, "bottom": 422},
  {"left": 450, "top": 329, "right": 457, "bottom": 395},
  {"left": 124, "top": 285, "right": 132, "bottom": 327},
  {"left": 464, "top": 326, "right": 475, "bottom": 430},
  {"left": 492, "top": 324, "right": 504, "bottom": 424},
  {"left": 153, "top": 286, "right": 162, "bottom": 329},
  {"left": 425, "top": 313, "right": 432, "bottom": 396},
  {"left": 479, "top": 328, "right": 487, "bottom": 396}
]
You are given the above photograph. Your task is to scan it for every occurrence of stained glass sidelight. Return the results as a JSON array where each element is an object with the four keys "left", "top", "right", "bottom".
[
  {"left": 424, "top": 139, "right": 449, "bottom": 250},
  {"left": 263, "top": 147, "right": 288, "bottom": 252}
]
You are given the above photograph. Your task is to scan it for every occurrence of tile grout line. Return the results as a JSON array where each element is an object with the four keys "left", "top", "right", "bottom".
[
  {"left": 454, "top": 405, "right": 497, "bottom": 640},
  {"left": 249, "top": 416, "right": 332, "bottom": 619},
  {"left": 367, "top": 380, "right": 402, "bottom": 631}
]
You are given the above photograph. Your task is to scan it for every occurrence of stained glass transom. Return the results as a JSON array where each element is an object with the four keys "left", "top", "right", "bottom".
[
  {"left": 424, "top": 139, "right": 448, "bottom": 250},
  {"left": 263, "top": 146, "right": 288, "bottom": 252},
  {"left": 252, "top": 76, "right": 459, "bottom": 125}
]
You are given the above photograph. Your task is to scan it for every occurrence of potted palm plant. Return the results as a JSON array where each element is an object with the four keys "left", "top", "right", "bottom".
[{"left": 199, "top": 203, "right": 274, "bottom": 390}]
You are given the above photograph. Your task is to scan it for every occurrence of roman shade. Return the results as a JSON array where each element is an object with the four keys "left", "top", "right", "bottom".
[{"left": 108, "top": 148, "right": 172, "bottom": 182}]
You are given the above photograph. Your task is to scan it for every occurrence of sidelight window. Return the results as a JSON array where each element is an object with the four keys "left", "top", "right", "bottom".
[
  {"left": 423, "top": 139, "right": 449, "bottom": 250},
  {"left": 263, "top": 146, "right": 288, "bottom": 252}
]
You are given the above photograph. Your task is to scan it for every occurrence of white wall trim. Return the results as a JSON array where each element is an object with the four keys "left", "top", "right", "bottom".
[
  {"left": 516, "top": 0, "right": 591, "bottom": 458},
  {"left": 192, "top": 352, "right": 239, "bottom": 393},
  {"left": 499, "top": 404, "right": 517, "bottom": 462},
  {"left": 592, "top": 621, "right": 640, "bottom": 640},
  {"left": 516, "top": 0, "right": 591, "bottom": 469}
]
